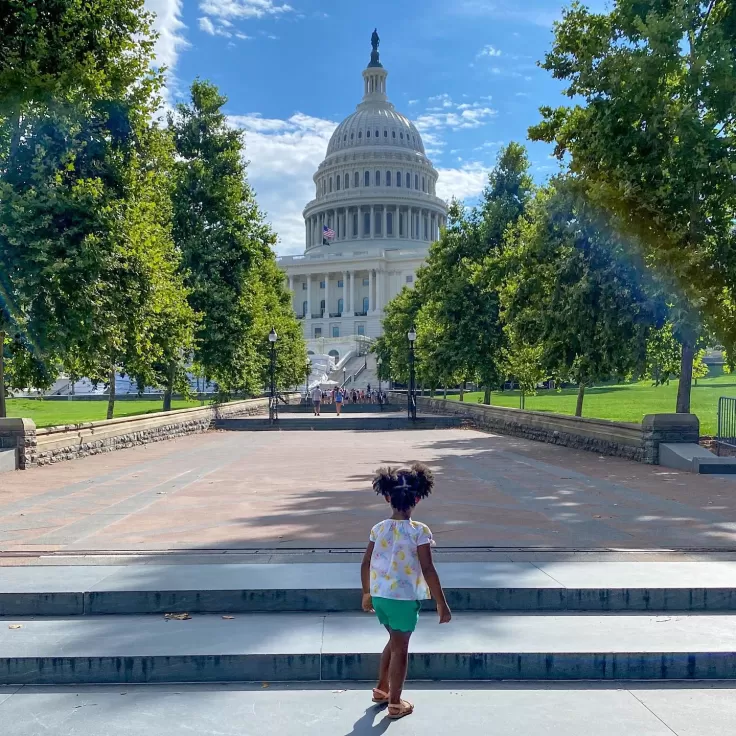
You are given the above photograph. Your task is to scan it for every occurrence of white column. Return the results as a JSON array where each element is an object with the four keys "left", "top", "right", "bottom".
[
  {"left": 349, "top": 270, "right": 355, "bottom": 313},
  {"left": 369, "top": 269, "right": 375, "bottom": 313},
  {"left": 375, "top": 270, "right": 382, "bottom": 312},
  {"left": 306, "top": 274, "right": 312, "bottom": 318},
  {"left": 324, "top": 272, "right": 329, "bottom": 317},
  {"left": 342, "top": 271, "right": 348, "bottom": 315}
]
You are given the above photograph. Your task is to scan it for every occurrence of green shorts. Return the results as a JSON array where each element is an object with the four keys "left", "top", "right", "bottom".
[{"left": 373, "top": 597, "right": 421, "bottom": 633}]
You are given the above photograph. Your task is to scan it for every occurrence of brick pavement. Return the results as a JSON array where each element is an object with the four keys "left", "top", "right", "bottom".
[{"left": 0, "top": 424, "right": 735, "bottom": 553}]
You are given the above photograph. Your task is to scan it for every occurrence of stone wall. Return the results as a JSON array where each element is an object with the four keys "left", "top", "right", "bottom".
[
  {"left": 4, "top": 398, "right": 274, "bottom": 469},
  {"left": 391, "top": 394, "right": 699, "bottom": 464},
  {"left": 0, "top": 418, "right": 37, "bottom": 469}
]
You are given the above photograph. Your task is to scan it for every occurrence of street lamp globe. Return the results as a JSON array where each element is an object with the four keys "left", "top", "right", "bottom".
[
  {"left": 268, "top": 327, "right": 278, "bottom": 343},
  {"left": 407, "top": 327, "right": 417, "bottom": 343}
]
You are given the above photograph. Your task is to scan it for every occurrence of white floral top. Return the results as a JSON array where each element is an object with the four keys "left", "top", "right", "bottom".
[{"left": 369, "top": 519, "right": 433, "bottom": 601}]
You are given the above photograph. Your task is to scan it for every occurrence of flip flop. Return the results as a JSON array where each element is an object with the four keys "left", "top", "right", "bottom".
[
  {"left": 372, "top": 688, "right": 389, "bottom": 703},
  {"left": 387, "top": 700, "right": 414, "bottom": 719}
]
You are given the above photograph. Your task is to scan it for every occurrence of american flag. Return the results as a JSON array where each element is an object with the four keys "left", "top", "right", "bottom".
[{"left": 323, "top": 224, "right": 335, "bottom": 241}]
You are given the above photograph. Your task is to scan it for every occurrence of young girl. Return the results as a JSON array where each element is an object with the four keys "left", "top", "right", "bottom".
[{"left": 361, "top": 464, "right": 451, "bottom": 720}]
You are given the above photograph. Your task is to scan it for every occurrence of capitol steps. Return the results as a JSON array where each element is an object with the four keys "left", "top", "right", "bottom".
[
  {"left": 214, "top": 415, "right": 462, "bottom": 431},
  {"left": 2, "top": 561, "right": 736, "bottom": 685}
]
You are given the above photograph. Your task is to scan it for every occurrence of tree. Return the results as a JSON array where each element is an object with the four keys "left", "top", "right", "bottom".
[
  {"left": 502, "top": 182, "right": 659, "bottom": 417},
  {"left": 502, "top": 331, "right": 546, "bottom": 410},
  {"left": 0, "top": 0, "right": 195, "bottom": 420},
  {"left": 374, "top": 287, "right": 422, "bottom": 385},
  {"left": 169, "top": 80, "right": 305, "bottom": 398},
  {"left": 530, "top": 0, "right": 736, "bottom": 413}
]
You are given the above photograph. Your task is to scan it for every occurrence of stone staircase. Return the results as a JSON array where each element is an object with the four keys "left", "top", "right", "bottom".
[
  {"left": 216, "top": 415, "right": 461, "bottom": 431},
  {"left": 2, "top": 560, "right": 736, "bottom": 685}
]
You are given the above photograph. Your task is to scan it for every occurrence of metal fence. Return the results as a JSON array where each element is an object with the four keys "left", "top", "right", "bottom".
[{"left": 717, "top": 397, "right": 736, "bottom": 446}]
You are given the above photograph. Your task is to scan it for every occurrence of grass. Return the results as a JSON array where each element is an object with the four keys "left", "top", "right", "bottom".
[
  {"left": 5, "top": 398, "right": 205, "bottom": 429},
  {"left": 444, "top": 369, "right": 736, "bottom": 436}
]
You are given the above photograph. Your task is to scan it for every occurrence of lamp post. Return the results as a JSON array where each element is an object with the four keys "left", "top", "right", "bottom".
[
  {"left": 343, "top": 366, "right": 347, "bottom": 388},
  {"left": 407, "top": 326, "right": 417, "bottom": 422},
  {"left": 268, "top": 327, "right": 278, "bottom": 423},
  {"left": 377, "top": 358, "right": 383, "bottom": 411}
]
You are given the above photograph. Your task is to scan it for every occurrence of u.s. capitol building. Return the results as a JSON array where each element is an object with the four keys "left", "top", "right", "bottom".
[{"left": 279, "top": 32, "right": 447, "bottom": 340}]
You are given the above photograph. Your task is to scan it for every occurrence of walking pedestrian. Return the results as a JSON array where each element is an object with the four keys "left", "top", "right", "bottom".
[
  {"left": 335, "top": 387, "right": 344, "bottom": 416},
  {"left": 361, "top": 464, "right": 451, "bottom": 720},
  {"left": 311, "top": 385, "right": 322, "bottom": 416}
]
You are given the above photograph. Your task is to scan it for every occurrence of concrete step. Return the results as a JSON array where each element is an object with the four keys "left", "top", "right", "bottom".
[
  {"left": 2, "top": 610, "right": 736, "bottom": 684},
  {"left": 4, "top": 562, "right": 736, "bottom": 616},
  {"left": 2, "top": 682, "right": 734, "bottom": 735},
  {"left": 216, "top": 415, "right": 462, "bottom": 431},
  {"left": 0, "top": 448, "right": 16, "bottom": 474},
  {"left": 659, "top": 443, "right": 736, "bottom": 474}
]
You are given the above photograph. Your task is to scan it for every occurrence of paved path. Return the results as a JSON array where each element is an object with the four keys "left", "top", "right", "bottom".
[
  {"left": 1, "top": 683, "right": 734, "bottom": 735},
  {"left": 1, "top": 427, "right": 736, "bottom": 554}
]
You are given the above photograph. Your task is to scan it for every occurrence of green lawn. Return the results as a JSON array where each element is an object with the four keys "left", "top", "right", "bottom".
[
  {"left": 445, "top": 371, "right": 736, "bottom": 436},
  {"left": 6, "top": 398, "right": 205, "bottom": 428}
]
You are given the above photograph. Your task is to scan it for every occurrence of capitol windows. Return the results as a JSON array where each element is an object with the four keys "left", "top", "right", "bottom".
[
  {"left": 375, "top": 130, "right": 379, "bottom": 138},
  {"left": 392, "top": 131, "right": 396, "bottom": 139},
  {"left": 302, "top": 301, "right": 308, "bottom": 317},
  {"left": 374, "top": 210, "right": 382, "bottom": 235},
  {"left": 350, "top": 132, "right": 354, "bottom": 140},
  {"left": 363, "top": 212, "right": 370, "bottom": 235},
  {"left": 396, "top": 171, "right": 401, "bottom": 187},
  {"left": 354, "top": 172, "right": 360, "bottom": 188},
  {"left": 343, "top": 134, "right": 347, "bottom": 142},
  {"left": 353, "top": 213, "right": 358, "bottom": 236},
  {"left": 387, "top": 212, "right": 393, "bottom": 235},
  {"left": 384, "top": 130, "right": 388, "bottom": 138},
  {"left": 375, "top": 170, "right": 381, "bottom": 186},
  {"left": 422, "top": 176, "right": 426, "bottom": 192},
  {"left": 366, "top": 130, "right": 371, "bottom": 138},
  {"left": 400, "top": 132, "right": 404, "bottom": 139},
  {"left": 364, "top": 170, "right": 370, "bottom": 186},
  {"left": 405, "top": 173, "right": 411, "bottom": 188},
  {"left": 415, "top": 174, "right": 419, "bottom": 189},
  {"left": 336, "top": 176, "right": 340, "bottom": 191},
  {"left": 329, "top": 177, "right": 333, "bottom": 193},
  {"left": 386, "top": 170, "right": 391, "bottom": 186},
  {"left": 358, "top": 131, "right": 362, "bottom": 139},
  {"left": 344, "top": 173, "right": 349, "bottom": 189}
]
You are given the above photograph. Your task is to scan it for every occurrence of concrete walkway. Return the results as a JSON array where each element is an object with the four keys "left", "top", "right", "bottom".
[
  {"left": 2, "top": 682, "right": 733, "bottom": 735},
  {"left": 2, "top": 427, "right": 736, "bottom": 554}
]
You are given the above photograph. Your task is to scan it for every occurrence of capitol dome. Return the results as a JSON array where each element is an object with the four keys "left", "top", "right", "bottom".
[
  {"left": 279, "top": 31, "right": 446, "bottom": 346},
  {"left": 302, "top": 31, "right": 447, "bottom": 254}
]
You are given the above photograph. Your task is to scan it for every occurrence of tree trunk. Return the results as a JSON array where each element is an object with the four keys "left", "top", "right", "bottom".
[
  {"left": 459, "top": 381, "right": 466, "bottom": 402},
  {"left": 106, "top": 368, "right": 116, "bottom": 420},
  {"left": 483, "top": 386, "right": 491, "bottom": 405},
  {"left": 575, "top": 383, "right": 585, "bottom": 417},
  {"left": 0, "top": 331, "right": 6, "bottom": 418},
  {"left": 443, "top": 386, "right": 447, "bottom": 400},
  {"left": 163, "top": 361, "right": 176, "bottom": 412},
  {"left": 676, "top": 340, "right": 694, "bottom": 414}
]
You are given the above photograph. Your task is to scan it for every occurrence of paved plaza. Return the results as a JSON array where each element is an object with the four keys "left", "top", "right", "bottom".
[{"left": 1, "top": 424, "right": 736, "bottom": 555}]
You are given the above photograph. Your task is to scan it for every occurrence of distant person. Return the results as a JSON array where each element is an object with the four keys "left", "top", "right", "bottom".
[
  {"left": 367, "top": 383, "right": 371, "bottom": 395},
  {"left": 335, "top": 387, "right": 344, "bottom": 416},
  {"left": 311, "top": 385, "right": 322, "bottom": 416},
  {"left": 361, "top": 464, "right": 451, "bottom": 720}
]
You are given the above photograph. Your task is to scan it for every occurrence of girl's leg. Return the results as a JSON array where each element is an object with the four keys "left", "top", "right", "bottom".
[
  {"left": 376, "top": 633, "right": 392, "bottom": 695},
  {"left": 388, "top": 630, "right": 412, "bottom": 705}
]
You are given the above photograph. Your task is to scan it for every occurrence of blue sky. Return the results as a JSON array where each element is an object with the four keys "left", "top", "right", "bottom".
[{"left": 146, "top": 0, "right": 606, "bottom": 254}]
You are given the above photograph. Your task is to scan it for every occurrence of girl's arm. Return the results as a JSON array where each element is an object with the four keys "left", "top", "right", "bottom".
[
  {"left": 361, "top": 542, "right": 375, "bottom": 612},
  {"left": 418, "top": 543, "right": 452, "bottom": 623}
]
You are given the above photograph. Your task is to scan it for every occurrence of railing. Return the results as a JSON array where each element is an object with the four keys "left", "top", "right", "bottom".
[{"left": 717, "top": 397, "right": 736, "bottom": 447}]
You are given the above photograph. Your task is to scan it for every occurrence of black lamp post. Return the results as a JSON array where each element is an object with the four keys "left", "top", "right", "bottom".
[
  {"left": 343, "top": 366, "right": 347, "bottom": 387},
  {"left": 268, "top": 327, "right": 278, "bottom": 423},
  {"left": 377, "top": 358, "right": 384, "bottom": 411},
  {"left": 407, "top": 326, "right": 417, "bottom": 421}
]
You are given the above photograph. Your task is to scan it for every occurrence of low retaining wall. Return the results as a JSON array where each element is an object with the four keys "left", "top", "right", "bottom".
[
  {"left": 0, "top": 398, "right": 275, "bottom": 469},
  {"left": 391, "top": 394, "right": 699, "bottom": 464}
]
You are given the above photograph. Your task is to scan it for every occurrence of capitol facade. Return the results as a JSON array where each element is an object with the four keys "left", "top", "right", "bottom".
[{"left": 279, "top": 32, "right": 447, "bottom": 340}]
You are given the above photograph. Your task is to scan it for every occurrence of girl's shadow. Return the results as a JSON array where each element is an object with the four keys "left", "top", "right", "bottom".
[{"left": 345, "top": 704, "right": 391, "bottom": 735}]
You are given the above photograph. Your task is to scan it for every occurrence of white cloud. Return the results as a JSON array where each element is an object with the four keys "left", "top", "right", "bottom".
[
  {"left": 436, "top": 163, "right": 488, "bottom": 202},
  {"left": 408, "top": 99, "right": 419, "bottom": 105},
  {"left": 200, "top": 0, "right": 294, "bottom": 20},
  {"left": 477, "top": 44, "right": 502, "bottom": 57},
  {"left": 228, "top": 113, "right": 337, "bottom": 255},
  {"left": 199, "top": 16, "right": 217, "bottom": 34},
  {"left": 416, "top": 104, "right": 497, "bottom": 133},
  {"left": 146, "top": 0, "right": 188, "bottom": 71}
]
